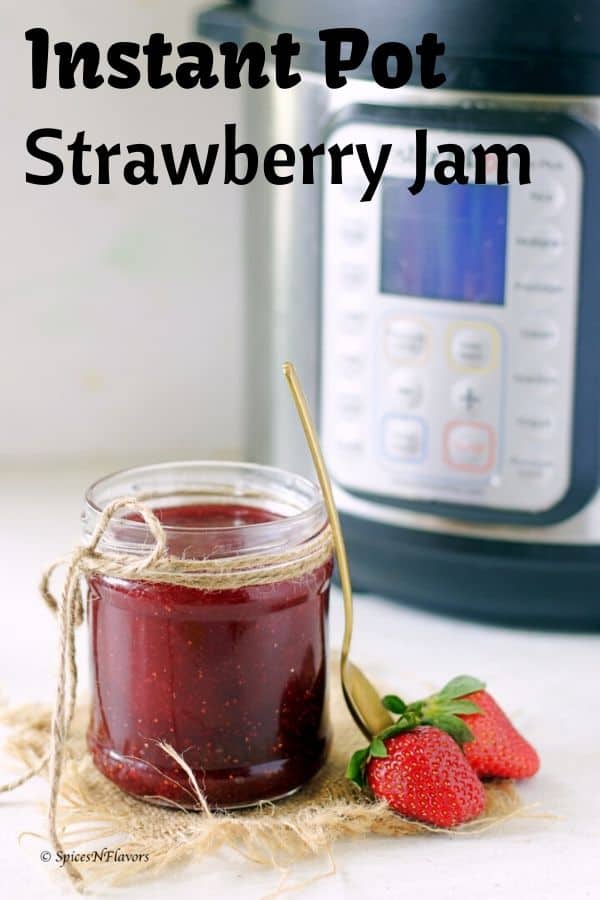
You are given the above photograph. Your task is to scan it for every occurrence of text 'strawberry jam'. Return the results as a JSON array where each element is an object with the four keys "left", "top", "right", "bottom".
[{"left": 82, "top": 462, "right": 333, "bottom": 809}]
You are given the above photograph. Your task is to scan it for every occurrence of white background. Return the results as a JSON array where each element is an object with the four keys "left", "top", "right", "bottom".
[{"left": 1, "top": 0, "right": 243, "bottom": 465}]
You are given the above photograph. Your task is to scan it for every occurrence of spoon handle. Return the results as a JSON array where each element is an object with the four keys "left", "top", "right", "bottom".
[
  {"left": 282, "top": 362, "right": 354, "bottom": 671},
  {"left": 283, "top": 362, "right": 393, "bottom": 739}
]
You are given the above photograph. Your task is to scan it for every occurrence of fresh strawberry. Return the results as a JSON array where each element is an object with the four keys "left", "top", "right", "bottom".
[
  {"left": 346, "top": 726, "right": 486, "bottom": 828},
  {"left": 398, "top": 675, "right": 540, "bottom": 780},
  {"left": 457, "top": 689, "right": 540, "bottom": 779},
  {"left": 346, "top": 674, "right": 539, "bottom": 827}
]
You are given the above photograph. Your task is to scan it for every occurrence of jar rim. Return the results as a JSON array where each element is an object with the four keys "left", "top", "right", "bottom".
[{"left": 82, "top": 460, "right": 327, "bottom": 557}]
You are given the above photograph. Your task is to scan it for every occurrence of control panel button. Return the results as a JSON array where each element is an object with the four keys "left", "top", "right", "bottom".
[
  {"left": 336, "top": 336, "right": 366, "bottom": 378},
  {"left": 537, "top": 157, "right": 565, "bottom": 173},
  {"left": 518, "top": 318, "right": 559, "bottom": 351},
  {"left": 337, "top": 352, "right": 364, "bottom": 378},
  {"left": 335, "top": 424, "right": 365, "bottom": 455},
  {"left": 336, "top": 391, "right": 363, "bottom": 419},
  {"left": 384, "top": 318, "right": 429, "bottom": 365},
  {"left": 508, "top": 454, "right": 555, "bottom": 483},
  {"left": 448, "top": 323, "right": 499, "bottom": 373},
  {"left": 526, "top": 176, "right": 565, "bottom": 213},
  {"left": 513, "top": 367, "right": 558, "bottom": 395},
  {"left": 451, "top": 379, "right": 483, "bottom": 415},
  {"left": 513, "top": 272, "right": 564, "bottom": 309},
  {"left": 515, "top": 225, "right": 565, "bottom": 259},
  {"left": 444, "top": 422, "right": 495, "bottom": 473},
  {"left": 338, "top": 310, "right": 367, "bottom": 335},
  {"left": 515, "top": 410, "right": 555, "bottom": 441},
  {"left": 340, "top": 262, "right": 368, "bottom": 290},
  {"left": 388, "top": 371, "right": 423, "bottom": 410},
  {"left": 383, "top": 416, "right": 426, "bottom": 463},
  {"left": 340, "top": 219, "right": 368, "bottom": 244}
]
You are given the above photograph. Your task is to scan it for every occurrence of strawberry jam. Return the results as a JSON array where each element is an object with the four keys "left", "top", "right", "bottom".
[{"left": 86, "top": 498, "right": 332, "bottom": 809}]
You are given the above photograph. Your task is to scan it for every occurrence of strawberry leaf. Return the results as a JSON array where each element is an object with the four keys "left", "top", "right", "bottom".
[
  {"left": 345, "top": 747, "right": 370, "bottom": 788},
  {"left": 382, "top": 694, "right": 407, "bottom": 715},
  {"left": 427, "top": 713, "right": 475, "bottom": 745},
  {"left": 437, "top": 675, "right": 485, "bottom": 701},
  {"left": 437, "top": 699, "right": 482, "bottom": 716},
  {"left": 369, "top": 737, "right": 388, "bottom": 758}
]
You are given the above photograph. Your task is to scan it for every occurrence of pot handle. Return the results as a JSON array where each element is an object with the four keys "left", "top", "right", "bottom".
[{"left": 196, "top": 3, "right": 249, "bottom": 44}]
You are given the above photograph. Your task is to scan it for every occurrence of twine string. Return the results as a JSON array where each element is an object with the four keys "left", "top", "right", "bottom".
[{"left": 0, "top": 496, "right": 332, "bottom": 888}]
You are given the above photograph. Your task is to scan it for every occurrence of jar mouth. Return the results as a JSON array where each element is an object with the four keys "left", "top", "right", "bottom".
[{"left": 82, "top": 460, "right": 327, "bottom": 558}]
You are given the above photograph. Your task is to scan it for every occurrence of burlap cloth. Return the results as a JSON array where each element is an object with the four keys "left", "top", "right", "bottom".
[{"left": 0, "top": 675, "right": 521, "bottom": 892}]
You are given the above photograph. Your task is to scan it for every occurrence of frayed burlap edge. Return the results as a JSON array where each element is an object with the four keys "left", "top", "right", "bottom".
[{"left": 0, "top": 681, "right": 524, "bottom": 892}]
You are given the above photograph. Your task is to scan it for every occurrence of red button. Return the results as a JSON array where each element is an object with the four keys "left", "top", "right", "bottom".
[{"left": 444, "top": 422, "right": 495, "bottom": 473}]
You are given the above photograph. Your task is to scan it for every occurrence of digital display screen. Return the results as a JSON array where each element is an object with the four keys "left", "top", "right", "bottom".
[{"left": 380, "top": 179, "right": 508, "bottom": 305}]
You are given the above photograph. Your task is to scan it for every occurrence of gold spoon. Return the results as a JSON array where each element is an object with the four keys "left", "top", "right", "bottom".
[{"left": 283, "top": 362, "right": 393, "bottom": 739}]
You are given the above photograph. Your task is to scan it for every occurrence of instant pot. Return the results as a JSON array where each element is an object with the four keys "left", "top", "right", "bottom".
[{"left": 198, "top": 1, "right": 600, "bottom": 627}]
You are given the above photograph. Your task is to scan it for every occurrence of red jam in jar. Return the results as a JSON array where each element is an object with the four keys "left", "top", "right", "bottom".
[{"left": 83, "top": 462, "right": 333, "bottom": 808}]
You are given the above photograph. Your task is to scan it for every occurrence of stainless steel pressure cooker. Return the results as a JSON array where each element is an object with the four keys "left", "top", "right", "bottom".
[{"left": 198, "top": 0, "right": 600, "bottom": 627}]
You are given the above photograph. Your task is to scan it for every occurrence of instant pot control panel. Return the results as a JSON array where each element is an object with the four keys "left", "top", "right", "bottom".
[{"left": 320, "top": 115, "right": 586, "bottom": 519}]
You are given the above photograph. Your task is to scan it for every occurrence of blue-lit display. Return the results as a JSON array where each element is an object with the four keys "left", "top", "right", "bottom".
[{"left": 380, "top": 179, "right": 508, "bottom": 304}]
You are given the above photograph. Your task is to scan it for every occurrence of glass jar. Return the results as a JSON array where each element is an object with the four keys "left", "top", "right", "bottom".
[{"left": 82, "top": 461, "right": 333, "bottom": 809}]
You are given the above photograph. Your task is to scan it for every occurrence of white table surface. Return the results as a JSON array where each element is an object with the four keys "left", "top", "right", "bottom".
[{"left": 1, "top": 464, "right": 598, "bottom": 899}]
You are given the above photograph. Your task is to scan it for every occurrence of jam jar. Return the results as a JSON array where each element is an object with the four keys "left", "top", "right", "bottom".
[{"left": 82, "top": 461, "right": 333, "bottom": 808}]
